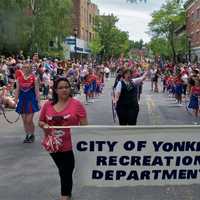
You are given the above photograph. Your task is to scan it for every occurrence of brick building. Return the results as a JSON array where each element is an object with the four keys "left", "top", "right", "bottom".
[
  {"left": 185, "top": 0, "right": 200, "bottom": 62},
  {"left": 72, "top": 0, "right": 99, "bottom": 42}
]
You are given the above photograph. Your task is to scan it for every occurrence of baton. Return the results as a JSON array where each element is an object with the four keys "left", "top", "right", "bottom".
[{"left": 111, "top": 90, "right": 117, "bottom": 123}]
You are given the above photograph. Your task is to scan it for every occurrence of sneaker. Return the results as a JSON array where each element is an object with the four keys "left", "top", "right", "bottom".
[
  {"left": 23, "top": 134, "right": 35, "bottom": 143},
  {"left": 88, "top": 99, "right": 94, "bottom": 103},
  {"left": 23, "top": 134, "right": 30, "bottom": 143},
  {"left": 193, "top": 122, "right": 198, "bottom": 125},
  {"left": 28, "top": 134, "right": 35, "bottom": 143}
]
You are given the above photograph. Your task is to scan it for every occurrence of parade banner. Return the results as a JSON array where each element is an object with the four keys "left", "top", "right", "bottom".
[{"left": 70, "top": 126, "right": 200, "bottom": 187}]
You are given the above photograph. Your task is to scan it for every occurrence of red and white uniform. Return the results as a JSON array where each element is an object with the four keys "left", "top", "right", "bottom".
[
  {"left": 39, "top": 98, "right": 87, "bottom": 152},
  {"left": 18, "top": 74, "right": 35, "bottom": 91}
]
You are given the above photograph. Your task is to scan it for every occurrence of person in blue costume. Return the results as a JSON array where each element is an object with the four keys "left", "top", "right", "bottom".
[
  {"left": 188, "top": 79, "right": 200, "bottom": 123},
  {"left": 15, "top": 62, "right": 40, "bottom": 143}
]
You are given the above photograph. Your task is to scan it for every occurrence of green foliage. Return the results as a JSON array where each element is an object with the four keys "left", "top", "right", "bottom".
[
  {"left": 110, "top": 29, "right": 129, "bottom": 57},
  {"left": 93, "top": 14, "right": 129, "bottom": 60},
  {"left": 148, "top": 37, "right": 171, "bottom": 59},
  {"left": 0, "top": 0, "right": 72, "bottom": 56},
  {"left": 127, "top": 39, "right": 148, "bottom": 61},
  {"left": 129, "top": 39, "right": 144, "bottom": 50},
  {"left": 175, "top": 33, "right": 188, "bottom": 54},
  {"left": 45, "top": 49, "right": 64, "bottom": 59},
  {"left": 148, "top": 0, "right": 186, "bottom": 62},
  {"left": 88, "top": 34, "right": 103, "bottom": 56},
  {"left": 0, "top": 0, "right": 27, "bottom": 54}
]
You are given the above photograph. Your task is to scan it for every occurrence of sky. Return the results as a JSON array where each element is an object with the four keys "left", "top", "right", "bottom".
[{"left": 91, "top": 0, "right": 167, "bottom": 42}]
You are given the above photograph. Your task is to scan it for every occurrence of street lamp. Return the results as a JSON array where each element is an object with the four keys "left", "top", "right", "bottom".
[{"left": 74, "top": 28, "right": 78, "bottom": 61}]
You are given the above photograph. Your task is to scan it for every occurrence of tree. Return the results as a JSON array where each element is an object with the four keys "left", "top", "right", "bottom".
[
  {"left": 93, "top": 14, "right": 129, "bottom": 61},
  {"left": 148, "top": 37, "right": 171, "bottom": 59},
  {"left": 111, "top": 29, "right": 129, "bottom": 58},
  {"left": 0, "top": 0, "right": 29, "bottom": 55},
  {"left": 88, "top": 34, "right": 103, "bottom": 57},
  {"left": 148, "top": 0, "right": 186, "bottom": 63},
  {"left": 175, "top": 33, "right": 188, "bottom": 63},
  {"left": 0, "top": 0, "right": 73, "bottom": 56},
  {"left": 24, "top": 0, "right": 73, "bottom": 56},
  {"left": 129, "top": 39, "right": 144, "bottom": 50}
]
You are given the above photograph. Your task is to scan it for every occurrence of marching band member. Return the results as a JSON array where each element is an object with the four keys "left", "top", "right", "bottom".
[{"left": 15, "top": 62, "right": 40, "bottom": 143}]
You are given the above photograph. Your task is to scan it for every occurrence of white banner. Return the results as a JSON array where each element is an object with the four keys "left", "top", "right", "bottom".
[{"left": 71, "top": 126, "right": 200, "bottom": 187}]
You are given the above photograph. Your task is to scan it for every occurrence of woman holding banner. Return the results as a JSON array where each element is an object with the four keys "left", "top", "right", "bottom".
[
  {"left": 114, "top": 68, "right": 147, "bottom": 125},
  {"left": 39, "top": 77, "right": 88, "bottom": 200}
]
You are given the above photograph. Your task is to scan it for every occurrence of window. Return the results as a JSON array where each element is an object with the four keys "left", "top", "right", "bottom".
[
  {"left": 86, "top": 30, "right": 89, "bottom": 41},
  {"left": 89, "top": 14, "right": 92, "bottom": 24},
  {"left": 89, "top": 32, "right": 92, "bottom": 41},
  {"left": 197, "top": 8, "right": 200, "bottom": 21},
  {"left": 84, "top": 8, "right": 87, "bottom": 23},
  {"left": 192, "top": 12, "right": 195, "bottom": 20},
  {"left": 197, "top": 31, "right": 200, "bottom": 44},
  {"left": 93, "top": 16, "right": 95, "bottom": 25},
  {"left": 82, "top": 28, "right": 84, "bottom": 39}
]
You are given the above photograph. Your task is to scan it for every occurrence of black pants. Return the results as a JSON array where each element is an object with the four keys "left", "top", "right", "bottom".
[
  {"left": 50, "top": 151, "right": 75, "bottom": 197},
  {"left": 116, "top": 105, "right": 139, "bottom": 125},
  {"left": 182, "top": 84, "right": 187, "bottom": 95},
  {"left": 43, "top": 85, "right": 49, "bottom": 97}
]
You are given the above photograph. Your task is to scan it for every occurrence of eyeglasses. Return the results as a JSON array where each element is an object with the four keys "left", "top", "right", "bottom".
[{"left": 57, "top": 86, "right": 70, "bottom": 90}]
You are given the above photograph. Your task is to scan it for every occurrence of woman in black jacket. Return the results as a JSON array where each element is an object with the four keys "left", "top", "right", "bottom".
[{"left": 114, "top": 68, "right": 147, "bottom": 125}]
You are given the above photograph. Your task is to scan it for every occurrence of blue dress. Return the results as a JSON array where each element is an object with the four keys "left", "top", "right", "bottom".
[
  {"left": 170, "top": 85, "right": 176, "bottom": 94},
  {"left": 188, "top": 94, "right": 199, "bottom": 110},
  {"left": 175, "top": 84, "right": 183, "bottom": 95},
  {"left": 84, "top": 83, "right": 90, "bottom": 94},
  {"left": 16, "top": 75, "right": 40, "bottom": 114}
]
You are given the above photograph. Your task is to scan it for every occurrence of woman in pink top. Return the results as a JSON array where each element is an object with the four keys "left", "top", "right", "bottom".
[{"left": 39, "top": 77, "right": 88, "bottom": 200}]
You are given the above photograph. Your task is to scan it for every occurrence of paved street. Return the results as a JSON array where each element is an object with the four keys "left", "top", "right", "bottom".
[
  {"left": 0, "top": 78, "right": 200, "bottom": 200},
  {"left": 83, "top": 78, "right": 198, "bottom": 125}
]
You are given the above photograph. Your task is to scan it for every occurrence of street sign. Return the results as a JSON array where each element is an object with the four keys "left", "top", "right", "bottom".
[{"left": 65, "top": 38, "right": 76, "bottom": 45}]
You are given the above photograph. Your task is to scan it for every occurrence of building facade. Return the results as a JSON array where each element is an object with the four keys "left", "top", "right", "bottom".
[
  {"left": 64, "top": 0, "right": 99, "bottom": 59},
  {"left": 73, "top": 0, "right": 99, "bottom": 42},
  {"left": 185, "top": 0, "right": 200, "bottom": 62}
]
